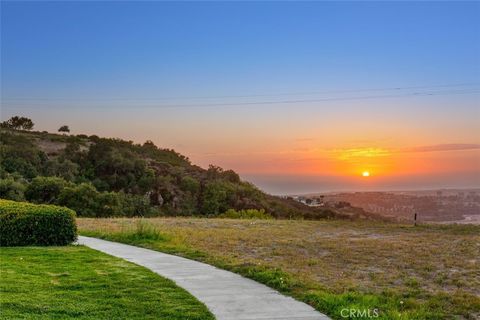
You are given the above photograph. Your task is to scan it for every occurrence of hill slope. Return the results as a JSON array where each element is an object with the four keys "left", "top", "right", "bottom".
[{"left": 0, "top": 128, "right": 379, "bottom": 220}]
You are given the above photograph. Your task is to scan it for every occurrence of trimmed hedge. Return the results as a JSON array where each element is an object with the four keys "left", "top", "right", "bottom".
[{"left": 0, "top": 199, "right": 77, "bottom": 246}]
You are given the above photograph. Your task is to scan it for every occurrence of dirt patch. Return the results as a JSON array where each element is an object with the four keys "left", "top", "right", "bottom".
[{"left": 36, "top": 138, "right": 66, "bottom": 155}]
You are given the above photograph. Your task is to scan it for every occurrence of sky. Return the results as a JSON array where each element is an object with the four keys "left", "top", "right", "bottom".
[{"left": 1, "top": 1, "right": 479, "bottom": 194}]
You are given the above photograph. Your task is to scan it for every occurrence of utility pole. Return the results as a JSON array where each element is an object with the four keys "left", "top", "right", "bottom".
[{"left": 414, "top": 212, "right": 417, "bottom": 226}]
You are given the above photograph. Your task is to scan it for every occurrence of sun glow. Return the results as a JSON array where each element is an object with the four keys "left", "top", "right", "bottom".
[{"left": 362, "top": 171, "right": 370, "bottom": 177}]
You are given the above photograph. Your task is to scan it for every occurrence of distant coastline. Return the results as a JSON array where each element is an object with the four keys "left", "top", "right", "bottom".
[{"left": 287, "top": 188, "right": 480, "bottom": 224}]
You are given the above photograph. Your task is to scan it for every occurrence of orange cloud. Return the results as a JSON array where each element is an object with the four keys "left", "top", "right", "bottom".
[
  {"left": 401, "top": 143, "right": 480, "bottom": 153},
  {"left": 332, "top": 147, "right": 392, "bottom": 161},
  {"left": 190, "top": 142, "right": 480, "bottom": 180}
]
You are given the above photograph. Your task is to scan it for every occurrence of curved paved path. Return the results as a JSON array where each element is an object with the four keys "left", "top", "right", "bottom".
[{"left": 78, "top": 236, "right": 330, "bottom": 320}]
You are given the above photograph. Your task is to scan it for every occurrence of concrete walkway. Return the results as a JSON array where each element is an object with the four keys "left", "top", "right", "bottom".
[{"left": 78, "top": 236, "right": 330, "bottom": 320}]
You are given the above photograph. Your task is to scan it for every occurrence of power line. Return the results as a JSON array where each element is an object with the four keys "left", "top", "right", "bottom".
[
  {"left": 142, "top": 89, "right": 480, "bottom": 108},
  {"left": 2, "top": 83, "right": 478, "bottom": 102},
  {"left": 4, "top": 88, "right": 480, "bottom": 109}
]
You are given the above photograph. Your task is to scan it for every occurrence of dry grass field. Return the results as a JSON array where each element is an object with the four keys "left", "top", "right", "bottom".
[{"left": 78, "top": 218, "right": 480, "bottom": 319}]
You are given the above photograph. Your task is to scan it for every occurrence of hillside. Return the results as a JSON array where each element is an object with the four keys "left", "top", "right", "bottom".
[{"left": 0, "top": 127, "right": 381, "bottom": 220}]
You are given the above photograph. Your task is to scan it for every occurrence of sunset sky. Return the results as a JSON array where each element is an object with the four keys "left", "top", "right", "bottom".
[{"left": 1, "top": 2, "right": 479, "bottom": 194}]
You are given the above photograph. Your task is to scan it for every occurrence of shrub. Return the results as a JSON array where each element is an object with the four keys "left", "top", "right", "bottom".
[
  {"left": 57, "top": 183, "right": 148, "bottom": 217},
  {"left": 218, "top": 208, "right": 272, "bottom": 219},
  {"left": 180, "top": 176, "right": 200, "bottom": 194},
  {"left": 0, "top": 199, "right": 77, "bottom": 246},
  {"left": 122, "top": 193, "right": 151, "bottom": 217},
  {"left": 57, "top": 183, "right": 100, "bottom": 217},
  {"left": 43, "top": 158, "right": 79, "bottom": 181},
  {"left": 0, "top": 178, "right": 26, "bottom": 201},
  {"left": 25, "top": 176, "right": 68, "bottom": 204},
  {"left": 0, "top": 131, "right": 45, "bottom": 179},
  {"left": 200, "top": 180, "right": 235, "bottom": 215},
  {"left": 126, "top": 219, "right": 168, "bottom": 241},
  {"left": 96, "top": 191, "right": 123, "bottom": 217}
]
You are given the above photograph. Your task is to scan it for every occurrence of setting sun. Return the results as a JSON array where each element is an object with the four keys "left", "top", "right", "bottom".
[{"left": 362, "top": 171, "right": 370, "bottom": 177}]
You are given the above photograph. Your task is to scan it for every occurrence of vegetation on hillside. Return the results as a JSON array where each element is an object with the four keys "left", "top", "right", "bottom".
[
  {"left": 0, "top": 246, "right": 214, "bottom": 320},
  {"left": 0, "top": 116, "right": 353, "bottom": 219}
]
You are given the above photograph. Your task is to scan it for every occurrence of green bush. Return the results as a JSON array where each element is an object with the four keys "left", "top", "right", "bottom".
[
  {"left": 121, "top": 193, "right": 151, "bottom": 217},
  {"left": 0, "top": 178, "right": 26, "bottom": 201},
  {"left": 57, "top": 183, "right": 150, "bottom": 217},
  {"left": 43, "top": 158, "right": 79, "bottom": 181},
  {"left": 25, "top": 176, "right": 68, "bottom": 204},
  {"left": 57, "top": 183, "right": 99, "bottom": 217},
  {"left": 218, "top": 208, "right": 272, "bottom": 219},
  {"left": 200, "top": 180, "right": 235, "bottom": 215},
  {"left": 0, "top": 199, "right": 77, "bottom": 246},
  {"left": 96, "top": 191, "right": 122, "bottom": 217},
  {"left": 180, "top": 176, "right": 200, "bottom": 194},
  {"left": 125, "top": 219, "right": 169, "bottom": 241}
]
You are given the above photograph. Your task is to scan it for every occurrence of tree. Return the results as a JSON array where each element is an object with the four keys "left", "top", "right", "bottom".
[
  {"left": 0, "top": 178, "right": 26, "bottom": 201},
  {"left": 57, "top": 183, "right": 100, "bottom": 217},
  {"left": 222, "top": 169, "right": 240, "bottom": 183},
  {"left": 43, "top": 158, "right": 79, "bottom": 181},
  {"left": 57, "top": 183, "right": 134, "bottom": 217},
  {"left": 25, "top": 176, "right": 68, "bottom": 204},
  {"left": 58, "top": 125, "right": 70, "bottom": 133},
  {"left": 1, "top": 116, "right": 34, "bottom": 130},
  {"left": 85, "top": 140, "right": 155, "bottom": 194},
  {"left": 180, "top": 176, "right": 200, "bottom": 194},
  {"left": 0, "top": 131, "right": 45, "bottom": 179},
  {"left": 200, "top": 180, "right": 236, "bottom": 215}
]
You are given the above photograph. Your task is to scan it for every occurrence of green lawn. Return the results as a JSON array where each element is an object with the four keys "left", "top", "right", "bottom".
[
  {"left": 0, "top": 246, "right": 214, "bottom": 320},
  {"left": 78, "top": 218, "right": 480, "bottom": 320}
]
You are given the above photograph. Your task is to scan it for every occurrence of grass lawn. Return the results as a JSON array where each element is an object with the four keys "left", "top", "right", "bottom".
[
  {"left": 78, "top": 218, "right": 480, "bottom": 320},
  {"left": 0, "top": 246, "right": 214, "bottom": 320}
]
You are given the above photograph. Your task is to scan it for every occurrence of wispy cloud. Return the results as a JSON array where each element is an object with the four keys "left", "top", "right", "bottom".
[
  {"left": 333, "top": 148, "right": 392, "bottom": 160},
  {"left": 326, "top": 143, "right": 479, "bottom": 162},
  {"left": 402, "top": 143, "right": 480, "bottom": 153}
]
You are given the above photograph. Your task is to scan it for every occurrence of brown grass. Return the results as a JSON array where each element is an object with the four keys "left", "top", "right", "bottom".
[{"left": 78, "top": 218, "right": 480, "bottom": 319}]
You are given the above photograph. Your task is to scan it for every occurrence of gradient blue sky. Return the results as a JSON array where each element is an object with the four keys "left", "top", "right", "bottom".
[{"left": 1, "top": 1, "right": 479, "bottom": 194}]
